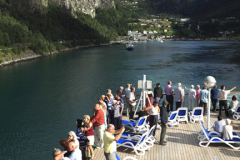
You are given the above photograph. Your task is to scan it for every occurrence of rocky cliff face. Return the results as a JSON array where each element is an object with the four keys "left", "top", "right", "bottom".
[{"left": 10, "top": 0, "right": 115, "bottom": 18}]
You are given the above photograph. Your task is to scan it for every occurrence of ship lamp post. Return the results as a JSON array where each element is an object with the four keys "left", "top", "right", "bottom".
[{"left": 203, "top": 76, "right": 216, "bottom": 131}]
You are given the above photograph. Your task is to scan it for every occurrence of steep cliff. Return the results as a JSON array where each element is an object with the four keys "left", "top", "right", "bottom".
[{"left": 10, "top": 0, "right": 115, "bottom": 18}]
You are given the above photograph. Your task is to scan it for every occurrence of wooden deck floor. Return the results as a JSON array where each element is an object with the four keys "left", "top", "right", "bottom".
[{"left": 94, "top": 112, "right": 240, "bottom": 160}]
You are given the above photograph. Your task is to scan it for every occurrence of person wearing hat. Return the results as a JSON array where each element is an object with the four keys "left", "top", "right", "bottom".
[
  {"left": 154, "top": 83, "right": 163, "bottom": 104},
  {"left": 112, "top": 100, "right": 121, "bottom": 130},
  {"left": 75, "top": 119, "right": 88, "bottom": 159},
  {"left": 159, "top": 100, "right": 169, "bottom": 145}
]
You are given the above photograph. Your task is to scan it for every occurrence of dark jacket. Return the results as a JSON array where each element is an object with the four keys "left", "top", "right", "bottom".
[
  {"left": 154, "top": 86, "right": 163, "bottom": 99},
  {"left": 160, "top": 106, "right": 168, "bottom": 124}
]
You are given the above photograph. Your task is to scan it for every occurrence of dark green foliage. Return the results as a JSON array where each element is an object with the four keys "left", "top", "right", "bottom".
[
  {"left": 184, "top": 0, "right": 240, "bottom": 19},
  {"left": 12, "top": 47, "right": 18, "bottom": 54},
  {"left": 22, "top": 44, "right": 26, "bottom": 52},
  {"left": 29, "top": 34, "right": 49, "bottom": 54},
  {"left": 0, "top": 1, "right": 134, "bottom": 55},
  {"left": 48, "top": 42, "right": 56, "bottom": 53},
  {"left": 95, "top": 7, "right": 140, "bottom": 36},
  {"left": 2, "top": 49, "right": 7, "bottom": 55},
  {"left": 55, "top": 42, "right": 65, "bottom": 51},
  {"left": 3, "top": 32, "right": 11, "bottom": 46},
  {"left": 17, "top": 44, "right": 22, "bottom": 54}
]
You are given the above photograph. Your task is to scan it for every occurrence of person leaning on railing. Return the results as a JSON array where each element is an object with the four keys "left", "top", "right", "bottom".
[
  {"left": 217, "top": 85, "right": 236, "bottom": 117},
  {"left": 211, "top": 85, "right": 219, "bottom": 112}
]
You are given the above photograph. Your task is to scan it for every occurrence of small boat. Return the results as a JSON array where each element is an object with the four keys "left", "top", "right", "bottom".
[{"left": 126, "top": 42, "right": 134, "bottom": 51}]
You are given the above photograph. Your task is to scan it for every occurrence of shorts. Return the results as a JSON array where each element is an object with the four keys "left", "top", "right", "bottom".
[{"left": 86, "top": 135, "right": 94, "bottom": 146}]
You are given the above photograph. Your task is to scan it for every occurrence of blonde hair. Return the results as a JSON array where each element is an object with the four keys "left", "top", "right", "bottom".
[
  {"left": 84, "top": 115, "right": 90, "bottom": 121},
  {"left": 107, "top": 89, "right": 111, "bottom": 93}
]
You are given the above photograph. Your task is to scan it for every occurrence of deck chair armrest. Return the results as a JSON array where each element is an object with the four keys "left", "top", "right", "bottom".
[
  {"left": 122, "top": 156, "right": 138, "bottom": 160},
  {"left": 208, "top": 131, "right": 221, "bottom": 137}
]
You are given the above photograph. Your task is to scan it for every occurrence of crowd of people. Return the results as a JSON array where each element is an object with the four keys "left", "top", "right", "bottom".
[
  {"left": 52, "top": 81, "right": 238, "bottom": 160},
  {"left": 163, "top": 81, "right": 237, "bottom": 117},
  {"left": 52, "top": 86, "right": 128, "bottom": 160}
]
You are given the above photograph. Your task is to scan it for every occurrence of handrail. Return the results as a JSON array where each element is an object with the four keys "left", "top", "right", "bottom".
[{"left": 230, "top": 91, "right": 240, "bottom": 93}]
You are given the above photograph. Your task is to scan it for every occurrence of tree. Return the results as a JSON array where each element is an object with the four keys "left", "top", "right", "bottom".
[{"left": 4, "top": 32, "right": 11, "bottom": 46}]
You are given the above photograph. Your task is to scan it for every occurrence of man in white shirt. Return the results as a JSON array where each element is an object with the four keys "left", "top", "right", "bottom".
[
  {"left": 217, "top": 85, "right": 236, "bottom": 117},
  {"left": 68, "top": 141, "right": 82, "bottom": 160},
  {"left": 125, "top": 83, "right": 132, "bottom": 117},
  {"left": 214, "top": 115, "right": 226, "bottom": 135},
  {"left": 174, "top": 83, "right": 184, "bottom": 110},
  {"left": 129, "top": 87, "right": 138, "bottom": 119}
]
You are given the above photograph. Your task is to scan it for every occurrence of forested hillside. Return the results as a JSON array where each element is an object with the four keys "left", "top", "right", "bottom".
[
  {"left": 184, "top": 0, "right": 240, "bottom": 19},
  {"left": 139, "top": 0, "right": 240, "bottom": 19},
  {"left": 0, "top": 1, "right": 140, "bottom": 56}
]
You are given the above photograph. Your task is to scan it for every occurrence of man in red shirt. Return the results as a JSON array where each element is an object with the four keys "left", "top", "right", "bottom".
[{"left": 91, "top": 104, "right": 105, "bottom": 148}]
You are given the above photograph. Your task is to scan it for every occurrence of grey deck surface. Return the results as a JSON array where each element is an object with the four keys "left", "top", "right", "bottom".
[{"left": 93, "top": 112, "right": 240, "bottom": 160}]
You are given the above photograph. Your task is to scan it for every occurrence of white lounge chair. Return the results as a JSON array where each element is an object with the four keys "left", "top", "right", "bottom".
[
  {"left": 121, "top": 125, "right": 156, "bottom": 148},
  {"left": 198, "top": 121, "right": 240, "bottom": 149},
  {"left": 233, "top": 105, "right": 240, "bottom": 120},
  {"left": 167, "top": 111, "right": 179, "bottom": 128},
  {"left": 176, "top": 107, "right": 188, "bottom": 123},
  {"left": 116, "top": 152, "right": 138, "bottom": 160},
  {"left": 122, "top": 116, "right": 148, "bottom": 133},
  {"left": 197, "top": 123, "right": 239, "bottom": 141},
  {"left": 116, "top": 132, "right": 150, "bottom": 155},
  {"left": 189, "top": 107, "right": 204, "bottom": 123}
]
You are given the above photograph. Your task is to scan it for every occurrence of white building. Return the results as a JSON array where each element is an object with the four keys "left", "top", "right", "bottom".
[
  {"left": 138, "top": 36, "right": 148, "bottom": 41},
  {"left": 180, "top": 18, "right": 190, "bottom": 22},
  {"left": 148, "top": 31, "right": 153, "bottom": 34}
]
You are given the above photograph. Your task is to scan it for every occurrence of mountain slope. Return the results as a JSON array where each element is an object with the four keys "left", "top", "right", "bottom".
[{"left": 184, "top": 0, "right": 240, "bottom": 19}]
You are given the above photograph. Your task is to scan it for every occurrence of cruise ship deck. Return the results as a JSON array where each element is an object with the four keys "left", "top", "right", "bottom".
[{"left": 93, "top": 112, "right": 240, "bottom": 160}]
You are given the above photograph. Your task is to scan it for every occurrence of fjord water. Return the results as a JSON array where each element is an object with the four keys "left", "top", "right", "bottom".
[{"left": 0, "top": 41, "right": 240, "bottom": 159}]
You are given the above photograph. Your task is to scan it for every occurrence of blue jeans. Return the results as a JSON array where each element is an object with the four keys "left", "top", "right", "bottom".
[
  {"left": 114, "top": 117, "right": 120, "bottom": 130},
  {"left": 155, "top": 97, "right": 161, "bottom": 103},
  {"left": 212, "top": 99, "right": 218, "bottom": 110}
]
